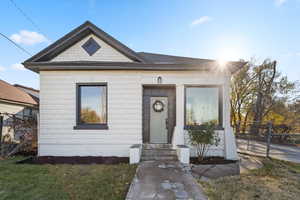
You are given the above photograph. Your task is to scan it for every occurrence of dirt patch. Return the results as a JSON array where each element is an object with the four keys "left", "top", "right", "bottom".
[
  {"left": 190, "top": 156, "right": 238, "bottom": 165},
  {"left": 17, "top": 156, "right": 129, "bottom": 164}
]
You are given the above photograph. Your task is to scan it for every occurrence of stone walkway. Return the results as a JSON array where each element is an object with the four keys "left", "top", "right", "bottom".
[{"left": 126, "top": 161, "right": 208, "bottom": 200}]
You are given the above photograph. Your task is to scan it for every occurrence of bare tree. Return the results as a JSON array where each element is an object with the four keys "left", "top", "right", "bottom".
[{"left": 231, "top": 61, "right": 255, "bottom": 134}]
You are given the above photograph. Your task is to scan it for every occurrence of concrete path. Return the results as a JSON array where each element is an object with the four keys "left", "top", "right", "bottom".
[
  {"left": 237, "top": 139, "right": 300, "bottom": 163},
  {"left": 239, "top": 153, "right": 264, "bottom": 173},
  {"left": 126, "top": 161, "right": 208, "bottom": 200}
]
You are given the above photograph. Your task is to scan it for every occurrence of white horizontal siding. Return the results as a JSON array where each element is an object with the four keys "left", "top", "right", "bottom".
[
  {"left": 51, "top": 34, "right": 133, "bottom": 62},
  {"left": 39, "top": 70, "right": 230, "bottom": 156}
]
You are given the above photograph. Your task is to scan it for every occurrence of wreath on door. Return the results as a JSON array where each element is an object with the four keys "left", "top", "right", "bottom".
[{"left": 152, "top": 100, "right": 164, "bottom": 112}]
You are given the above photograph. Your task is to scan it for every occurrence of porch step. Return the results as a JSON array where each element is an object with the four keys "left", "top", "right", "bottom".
[
  {"left": 141, "top": 144, "right": 178, "bottom": 161},
  {"left": 143, "top": 143, "right": 173, "bottom": 150},
  {"left": 142, "top": 149, "right": 177, "bottom": 157},
  {"left": 141, "top": 155, "right": 177, "bottom": 161}
]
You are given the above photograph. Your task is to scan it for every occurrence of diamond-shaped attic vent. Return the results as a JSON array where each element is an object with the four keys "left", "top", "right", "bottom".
[{"left": 82, "top": 37, "right": 101, "bottom": 56}]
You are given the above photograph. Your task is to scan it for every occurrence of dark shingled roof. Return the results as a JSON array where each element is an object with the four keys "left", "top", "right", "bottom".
[
  {"left": 138, "top": 52, "right": 216, "bottom": 64},
  {"left": 0, "top": 80, "right": 38, "bottom": 106}
]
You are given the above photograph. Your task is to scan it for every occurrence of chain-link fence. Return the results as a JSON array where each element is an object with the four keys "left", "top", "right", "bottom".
[{"left": 235, "top": 122, "right": 300, "bottom": 161}]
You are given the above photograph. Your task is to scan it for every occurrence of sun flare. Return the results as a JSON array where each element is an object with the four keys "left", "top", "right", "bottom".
[{"left": 217, "top": 47, "right": 243, "bottom": 68}]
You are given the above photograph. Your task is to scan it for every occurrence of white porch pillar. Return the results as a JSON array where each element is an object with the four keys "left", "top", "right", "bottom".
[
  {"left": 223, "top": 74, "right": 238, "bottom": 160},
  {"left": 172, "top": 84, "right": 185, "bottom": 147}
]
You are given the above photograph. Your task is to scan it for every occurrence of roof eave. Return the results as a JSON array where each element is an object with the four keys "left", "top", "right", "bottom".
[{"left": 23, "top": 61, "right": 246, "bottom": 73}]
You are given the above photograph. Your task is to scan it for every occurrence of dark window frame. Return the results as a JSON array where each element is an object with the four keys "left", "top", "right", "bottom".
[
  {"left": 81, "top": 37, "right": 101, "bottom": 56},
  {"left": 184, "top": 85, "right": 223, "bottom": 130},
  {"left": 74, "top": 82, "right": 108, "bottom": 130}
]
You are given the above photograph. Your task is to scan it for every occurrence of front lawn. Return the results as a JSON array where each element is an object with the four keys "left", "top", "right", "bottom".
[
  {"left": 199, "top": 157, "right": 300, "bottom": 200},
  {"left": 0, "top": 157, "right": 136, "bottom": 200}
]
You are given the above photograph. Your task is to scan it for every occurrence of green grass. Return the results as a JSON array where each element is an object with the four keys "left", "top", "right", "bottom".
[
  {"left": 0, "top": 157, "right": 137, "bottom": 200},
  {"left": 199, "top": 158, "right": 300, "bottom": 200}
]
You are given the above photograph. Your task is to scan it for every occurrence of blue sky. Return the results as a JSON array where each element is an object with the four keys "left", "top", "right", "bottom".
[{"left": 0, "top": 0, "right": 299, "bottom": 89}]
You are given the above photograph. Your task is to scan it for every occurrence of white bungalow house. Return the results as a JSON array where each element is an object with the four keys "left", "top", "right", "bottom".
[{"left": 23, "top": 21, "right": 243, "bottom": 163}]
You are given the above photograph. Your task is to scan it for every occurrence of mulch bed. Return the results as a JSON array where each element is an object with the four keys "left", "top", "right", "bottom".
[
  {"left": 190, "top": 156, "right": 238, "bottom": 165},
  {"left": 17, "top": 156, "right": 129, "bottom": 165}
]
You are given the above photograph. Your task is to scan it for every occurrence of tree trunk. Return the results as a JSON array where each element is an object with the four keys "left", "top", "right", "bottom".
[
  {"left": 250, "top": 91, "right": 263, "bottom": 135},
  {"left": 242, "top": 110, "right": 250, "bottom": 133}
]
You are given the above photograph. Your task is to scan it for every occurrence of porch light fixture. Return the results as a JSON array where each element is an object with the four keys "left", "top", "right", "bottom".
[{"left": 157, "top": 76, "right": 162, "bottom": 84}]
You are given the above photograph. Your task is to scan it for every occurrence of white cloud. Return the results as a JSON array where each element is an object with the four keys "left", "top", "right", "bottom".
[
  {"left": 275, "top": 0, "right": 287, "bottom": 6},
  {"left": 10, "top": 30, "right": 48, "bottom": 45},
  {"left": 190, "top": 16, "right": 213, "bottom": 27},
  {"left": 11, "top": 63, "right": 26, "bottom": 71},
  {"left": 0, "top": 66, "right": 5, "bottom": 72}
]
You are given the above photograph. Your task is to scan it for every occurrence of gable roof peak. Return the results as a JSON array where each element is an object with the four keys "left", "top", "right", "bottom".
[{"left": 24, "top": 21, "right": 147, "bottom": 63}]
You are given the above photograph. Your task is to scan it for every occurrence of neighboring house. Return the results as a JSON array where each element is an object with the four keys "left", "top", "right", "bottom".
[
  {"left": 0, "top": 80, "right": 39, "bottom": 141},
  {"left": 14, "top": 84, "right": 39, "bottom": 102},
  {"left": 23, "top": 21, "right": 244, "bottom": 162}
]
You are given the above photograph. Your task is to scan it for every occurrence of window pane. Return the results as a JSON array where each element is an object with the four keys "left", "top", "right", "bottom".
[
  {"left": 186, "top": 87, "right": 219, "bottom": 126},
  {"left": 80, "top": 85, "right": 106, "bottom": 124}
]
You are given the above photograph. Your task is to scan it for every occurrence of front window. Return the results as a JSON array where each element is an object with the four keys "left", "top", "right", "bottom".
[
  {"left": 185, "top": 86, "right": 222, "bottom": 129},
  {"left": 75, "top": 83, "right": 108, "bottom": 129}
]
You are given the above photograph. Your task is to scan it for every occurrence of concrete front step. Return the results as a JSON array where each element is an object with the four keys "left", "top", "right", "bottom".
[
  {"left": 143, "top": 143, "right": 173, "bottom": 149},
  {"left": 141, "top": 143, "right": 178, "bottom": 161},
  {"left": 141, "top": 155, "right": 178, "bottom": 161},
  {"left": 142, "top": 149, "right": 177, "bottom": 157}
]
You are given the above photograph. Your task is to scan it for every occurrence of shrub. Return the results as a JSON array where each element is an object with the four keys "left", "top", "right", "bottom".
[{"left": 188, "top": 122, "right": 220, "bottom": 161}]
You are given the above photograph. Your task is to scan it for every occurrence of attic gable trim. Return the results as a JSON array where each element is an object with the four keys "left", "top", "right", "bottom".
[{"left": 24, "top": 21, "right": 147, "bottom": 63}]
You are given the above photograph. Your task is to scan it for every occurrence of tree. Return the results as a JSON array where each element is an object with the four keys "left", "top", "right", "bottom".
[
  {"left": 250, "top": 60, "right": 296, "bottom": 134},
  {"left": 231, "top": 61, "right": 254, "bottom": 133},
  {"left": 231, "top": 59, "right": 298, "bottom": 135}
]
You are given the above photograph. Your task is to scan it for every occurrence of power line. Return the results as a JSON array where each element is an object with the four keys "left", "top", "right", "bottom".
[
  {"left": 9, "top": 0, "right": 45, "bottom": 36},
  {"left": 0, "top": 32, "right": 32, "bottom": 56}
]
